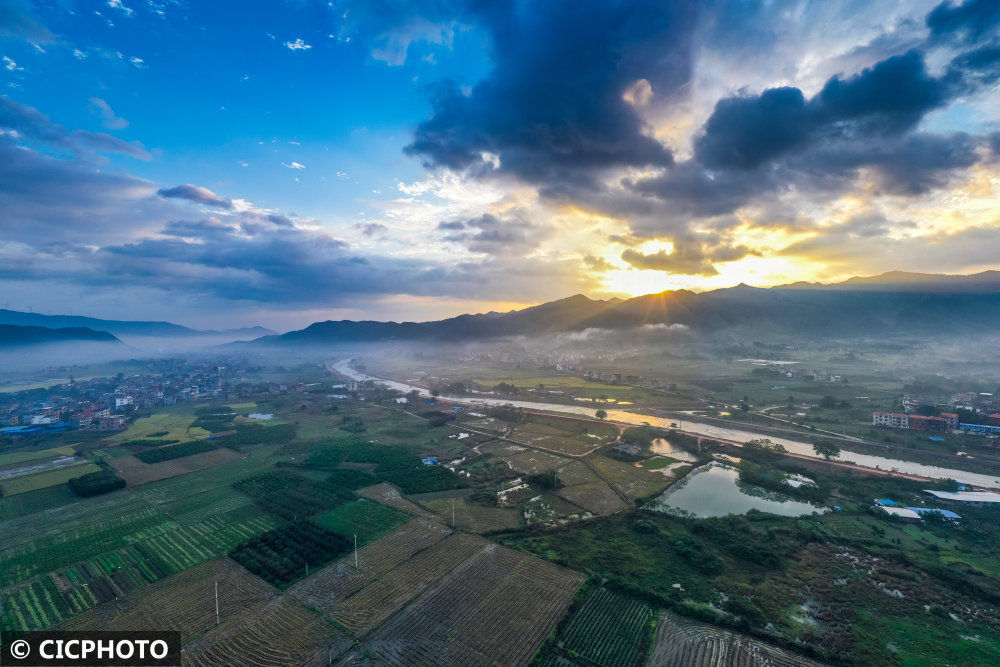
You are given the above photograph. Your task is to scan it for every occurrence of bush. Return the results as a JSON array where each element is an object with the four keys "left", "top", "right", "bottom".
[
  {"left": 326, "top": 468, "right": 379, "bottom": 489},
  {"left": 229, "top": 520, "right": 351, "bottom": 586},
  {"left": 68, "top": 470, "right": 126, "bottom": 497},
  {"left": 378, "top": 465, "right": 468, "bottom": 494}
]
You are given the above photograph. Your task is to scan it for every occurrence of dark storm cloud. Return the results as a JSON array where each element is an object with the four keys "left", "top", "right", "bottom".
[
  {"left": 405, "top": 0, "right": 694, "bottom": 187},
  {"left": 927, "top": 0, "right": 1000, "bottom": 44},
  {"left": 628, "top": 45, "right": 995, "bottom": 228},
  {"left": 693, "top": 51, "right": 953, "bottom": 172},
  {"left": 157, "top": 184, "right": 234, "bottom": 209},
  {"left": 0, "top": 97, "right": 152, "bottom": 160}
]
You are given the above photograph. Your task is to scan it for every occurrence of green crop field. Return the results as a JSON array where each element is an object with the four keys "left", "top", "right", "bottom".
[
  {"left": 0, "top": 463, "right": 101, "bottom": 496},
  {"left": 313, "top": 499, "right": 412, "bottom": 546},
  {"left": 0, "top": 445, "right": 78, "bottom": 468},
  {"left": 103, "top": 407, "right": 209, "bottom": 445},
  {"left": 549, "top": 587, "right": 653, "bottom": 667}
]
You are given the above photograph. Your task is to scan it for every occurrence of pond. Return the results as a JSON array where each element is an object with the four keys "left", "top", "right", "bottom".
[
  {"left": 649, "top": 438, "right": 697, "bottom": 463},
  {"left": 647, "top": 463, "right": 825, "bottom": 518}
]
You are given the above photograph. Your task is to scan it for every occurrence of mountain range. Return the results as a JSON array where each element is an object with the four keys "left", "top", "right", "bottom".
[
  {"left": 244, "top": 270, "right": 1000, "bottom": 346},
  {"left": 0, "top": 324, "right": 121, "bottom": 347},
  {"left": 3, "top": 270, "right": 998, "bottom": 349},
  {"left": 0, "top": 310, "right": 273, "bottom": 339}
]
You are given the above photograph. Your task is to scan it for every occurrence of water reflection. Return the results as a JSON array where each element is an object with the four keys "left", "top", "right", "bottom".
[{"left": 649, "top": 464, "right": 824, "bottom": 518}]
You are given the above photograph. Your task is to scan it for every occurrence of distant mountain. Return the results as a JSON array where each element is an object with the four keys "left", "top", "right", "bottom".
[
  {"left": 778, "top": 270, "right": 1000, "bottom": 293},
  {"left": 0, "top": 310, "right": 275, "bottom": 338},
  {"left": 0, "top": 324, "right": 121, "bottom": 347},
  {"left": 242, "top": 271, "right": 1000, "bottom": 346}
]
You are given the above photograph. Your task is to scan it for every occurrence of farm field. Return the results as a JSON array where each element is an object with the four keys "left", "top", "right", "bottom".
[
  {"left": 645, "top": 610, "right": 824, "bottom": 667},
  {"left": 328, "top": 532, "right": 488, "bottom": 635},
  {"left": 558, "top": 479, "right": 629, "bottom": 515},
  {"left": 57, "top": 557, "right": 274, "bottom": 636},
  {"left": 545, "top": 587, "right": 652, "bottom": 667},
  {"left": 420, "top": 496, "right": 520, "bottom": 533},
  {"left": 357, "top": 482, "right": 430, "bottom": 516},
  {"left": 0, "top": 485, "right": 78, "bottom": 521},
  {"left": 312, "top": 499, "right": 411, "bottom": 546},
  {"left": 0, "top": 462, "right": 100, "bottom": 496},
  {"left": 0, "top": 505, "right": 280, "bottom": 631},
  {"left": 344, "top": 542, "right": 584, "bottom": 665},
  {"left": 508, "top": 416, "right": 618, "bottom": 455},
  {"left": 103, "top": 406, "right": 210, "bottom": 445},
  {"left": 288, "top": 518, "right": 451, "bottom": 616},
  {"left": 481, "top": 442, "right": 569, "bottom": 474},
  {"left": 184, "top": 596, "right": 353, "bottom": 666},
  {"left": 110, "top": 448, "right": 244, "bottom": 486},
  {"left": 0, "top": 444, "right": 78, "bottom": 468},
  {"left": 589, "top": 455, "right": 671, "bottom": 501}
]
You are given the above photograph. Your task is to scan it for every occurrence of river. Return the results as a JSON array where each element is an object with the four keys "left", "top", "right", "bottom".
[{"left": 329, "top": 359, "right": 1000, "bottom": 489}]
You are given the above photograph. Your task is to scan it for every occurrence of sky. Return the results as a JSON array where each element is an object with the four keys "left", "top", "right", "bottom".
[{"left": 1, "top": 0, "right": 999, "bottom": 330}]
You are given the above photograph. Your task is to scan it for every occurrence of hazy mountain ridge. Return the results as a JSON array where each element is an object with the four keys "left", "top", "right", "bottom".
[
  {"left": 243, "top": 271, "right": 1000, "bottom": 346},
  {"left": 0, "top": 310, "right": 274, "bottom": 338},
  {"left": 0, "top": 324, "right": 121, "bottom": 347}
]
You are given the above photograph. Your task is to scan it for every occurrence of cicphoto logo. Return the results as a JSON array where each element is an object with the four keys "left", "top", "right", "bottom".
[{"left": 1, "top": 631, "right": 180, "bottom": 667}]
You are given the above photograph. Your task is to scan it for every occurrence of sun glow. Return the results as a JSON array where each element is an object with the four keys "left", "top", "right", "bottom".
[{"left": 598, "top": 255, "right": 814, "bottom": 296}]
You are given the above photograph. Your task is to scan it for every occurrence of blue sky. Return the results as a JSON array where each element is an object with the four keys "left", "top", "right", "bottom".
[{"left": 1, "top": 1, "right": 999, "bottom": 330}]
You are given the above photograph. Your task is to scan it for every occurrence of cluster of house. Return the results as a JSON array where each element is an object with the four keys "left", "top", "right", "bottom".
[
  {"left": 581, "top": 371, "right": 677, "bottom": 391},
  {"left": 873, "top": 390, "right": 1000, "bottom": 438},
  {"left": 872, "top": 411, "right": 960, "bottom": 432},
  {"left": 0, "top": 358, "right": 312, "bottom": 438}
]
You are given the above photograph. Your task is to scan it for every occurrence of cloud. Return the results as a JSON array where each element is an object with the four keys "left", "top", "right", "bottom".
[
  {"left": 0, "top": 0, "right": 54, "bottom": 43},
  {"left": 621, "top": 242, "right": 757, "bottom": 277},
  {"left": 284, "top": 38, "right": 312, "bottom": 51},
  {"left": 927, "top": 0, "right": 1000, "bottom": 45},
  {"left": 405, "top": 0, "right": 690, "bottom": 187},
  {"left": 157, "top": 184, "right": 233, "bottom": 209},
  {"left": 281, "top": 161, "right": 306, "bottom": 169},
  {"left": 358, "top": 222, "right": 388, "bottom": 236},
  {"left": 0, "top": 96, "right": 151, "bottom": 160},
  {"left": 88, "top": 98, "right": 129, "bottom": 130}
]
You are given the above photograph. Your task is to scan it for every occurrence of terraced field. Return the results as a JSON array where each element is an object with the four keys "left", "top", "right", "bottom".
[
  {"left": 645, "top": 610, "right": 824, "bottom": 667},
  {"left": 345, "top": 543, "right": 584, "bottom": 665}
]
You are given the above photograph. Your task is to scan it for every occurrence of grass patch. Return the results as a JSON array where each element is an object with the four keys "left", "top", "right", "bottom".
[{"left": 1, "top": 463, "right": 101, "bottom": 496}]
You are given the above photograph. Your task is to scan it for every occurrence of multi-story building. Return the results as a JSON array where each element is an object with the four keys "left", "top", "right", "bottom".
[{"left": 873, "top": 412, "right": 908, "bottom": 429}]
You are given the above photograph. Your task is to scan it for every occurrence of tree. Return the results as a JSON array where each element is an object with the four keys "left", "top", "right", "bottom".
[
  {"left": 813, "top": 440, "right": 840, "bottom": 460},
  {"left": 595, "top": 409, "right": 607, "bottom": 420}
]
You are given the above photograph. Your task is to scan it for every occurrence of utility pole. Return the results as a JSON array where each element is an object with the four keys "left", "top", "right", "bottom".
[
  {"left": 451, "top": 499, "right": 456, "bottom": 528},
  {"left": 354, "top": 534, "right": 359, "bottom": 568},
  {"left": 215, "top": 581, "right": 220, "bottom": 626}
]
